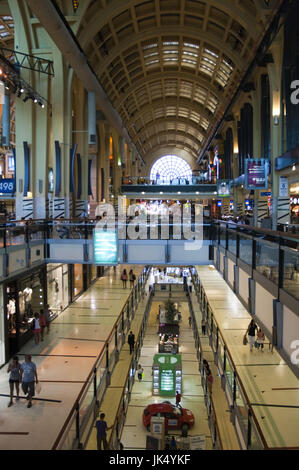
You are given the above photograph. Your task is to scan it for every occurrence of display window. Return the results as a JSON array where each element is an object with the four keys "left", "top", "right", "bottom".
[
  {"left": 0, "top": 285, "right": 5, "bottom": 367},
  {"left": 5, "top": 267, "right": 45, "bottom": 358},
  {"left": 73, "top": 264, "right": 84, "bottom": 297},
  {"left": 47, "top": 263, "right": 69, "bottom": 316}
]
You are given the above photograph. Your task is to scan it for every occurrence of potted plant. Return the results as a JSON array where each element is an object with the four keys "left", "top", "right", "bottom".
[{"left": 164, "top": 298, "right": 178, "bottom": 324}]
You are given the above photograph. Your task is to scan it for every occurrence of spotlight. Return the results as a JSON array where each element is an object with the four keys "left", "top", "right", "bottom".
[
  {"left": 23, "top": 95, "right": 30, "bottom": 103},
  {"left": 34, "top": 98, "right": 38, "bottom": 103},
  {"left": 20, "top": 88, "right": 24, "bottom": 93}
]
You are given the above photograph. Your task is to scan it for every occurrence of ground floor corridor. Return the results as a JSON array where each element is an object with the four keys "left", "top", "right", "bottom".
[{"left": 120, "top": 298, "right": 212, "bottom": 450}]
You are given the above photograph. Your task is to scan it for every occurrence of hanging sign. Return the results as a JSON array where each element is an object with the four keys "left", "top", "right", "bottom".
[
  {"left": 0, "top": 178, "right": 15, "bottom": 194},
  {"left": 245, "top": 159, "right": 269, "bottom": 190},
  {"left": 217, "top": 180, "right": 231, "bottom": 197}
]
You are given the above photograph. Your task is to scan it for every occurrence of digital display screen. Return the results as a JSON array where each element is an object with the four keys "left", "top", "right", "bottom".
[
  {"left": 160, "top": 369, "right": 174, "bottom": 392},
  {"left": 94, "top": 230, "right": 118, "bottom": 265}
]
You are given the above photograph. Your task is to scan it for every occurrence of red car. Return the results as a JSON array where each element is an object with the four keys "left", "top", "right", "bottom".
[{"left": 143, "top": 402, "right": 195, "bottom": 432}]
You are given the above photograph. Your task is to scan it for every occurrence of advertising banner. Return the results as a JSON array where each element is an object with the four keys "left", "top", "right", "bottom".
[
  {"left": 245, "top": 159, "right": 269, "bottom": 190},
  {"left": 217, "top": 180, "right": 231, "bottom": 197}
]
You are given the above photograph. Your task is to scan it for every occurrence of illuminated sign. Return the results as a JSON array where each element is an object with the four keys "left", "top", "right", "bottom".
[
  {"left": 217, "top": 180, "right": 231, "bottom": 197},
  {"left": 245, "top": 159, "right": 269, "bottom": 190},
  {"left": 94, "top": 230, "right": 118, "bottom": 265}
]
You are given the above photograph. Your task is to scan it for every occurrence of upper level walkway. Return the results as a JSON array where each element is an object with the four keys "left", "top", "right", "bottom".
[
  {"left": 0, "top": 265, "right": 145, "bottom": 450},
  {"left": 193, "top": 265, "right": 299, "bottom": 449}
]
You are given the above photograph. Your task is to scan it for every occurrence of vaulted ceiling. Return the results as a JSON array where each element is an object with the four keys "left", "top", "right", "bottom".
[{"left": 76, "top": 0, "right": 281, "bottom": 163}]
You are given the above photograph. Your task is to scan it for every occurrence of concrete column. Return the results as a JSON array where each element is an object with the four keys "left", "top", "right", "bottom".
[{"left": 267, "top": 33, "right": 284, "bottom": 230}]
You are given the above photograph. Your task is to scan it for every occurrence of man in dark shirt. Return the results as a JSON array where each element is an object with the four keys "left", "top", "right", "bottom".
[
  {"left": 96, "top": 413, "right": 112, "bottom": 450},
  {"left": 128, "top": 331, "right": 135, "bottom": 354}
]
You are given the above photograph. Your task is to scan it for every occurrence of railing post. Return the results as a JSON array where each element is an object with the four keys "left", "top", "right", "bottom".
[
  {"left": 247, "top": 410, "right": 252, "bottom": 449},
  {"left": 233, "top": 371, "right": 237, "bottom": 403}
]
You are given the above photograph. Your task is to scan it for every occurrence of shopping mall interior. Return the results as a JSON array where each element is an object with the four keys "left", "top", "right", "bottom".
[{"left": 0, "top": 0, "right": 298, "bottom": 453}]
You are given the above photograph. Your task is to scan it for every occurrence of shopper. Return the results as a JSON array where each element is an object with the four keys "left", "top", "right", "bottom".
[
  {"left": 207, "top": 371, "right": 214, "bottom": 394},
  {"left": 247, "top": 319, "right": 258, "bottom": 352},
  {"left": 121, "top": 269, "right": 128, "bottom": 289},
  {"left": 175, "top": 390, "right": 181, "bottom": 407},
  {"left": 257, "top": 328, "right": 265, "bottom": 352},
  {"left": 128, "top": 331, "right": 135, "bottom": 354},
  {"left": 7, "top": 355, "right": 21, "bottom": 407},
  {"left": 32, "top": 313, "right": 41, "bottom": 345},
  {"left": 188, "top": 316, "right": 192, "bottom": 327},
  {"left": 169, "top": 436, "right": 177, "bottom": 450},
  {"left": 137, "top": 364, "right": 144, "bottom": 382},
  {"left": 39, "top": 309, "right": 47, "bottom": 341},
  {"left": 96, "top": 413, "right": 112, "bottom": 450},
  {"left": 44, "top": 304, "right": 51, "bottom": 334},
  {"left": 201, "top": 319, "right": 206, "bottom": 335},
  {"left": 129, "top": 269, "right": 136, "bottom": 288},
  {"left": 20, "top": 355, "right": 38, "bottom": 409},
  {"left": 203, "top": 359, "right": 210, "bottom": 375}
]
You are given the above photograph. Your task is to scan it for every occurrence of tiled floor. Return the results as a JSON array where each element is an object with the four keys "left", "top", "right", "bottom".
[{"left": 0, "top": 265, "right": 142, "bottom": 450}]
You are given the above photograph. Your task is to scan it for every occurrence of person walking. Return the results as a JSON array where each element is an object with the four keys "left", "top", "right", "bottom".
[
  {"left": 169, "top": 436, "right": 177, "bottom": 450},
  {"left": 32, "top": 313, "right": 41, "bottom": 345},
  {"left": 128, "top": 331, "right": 135, "bottom": 354},
  {"left": 257, "top": 328, "right": 265, "bottom": 352},
  {"left": 96, "top": 413, "right": 113, "bottom": 450},
  {"left": 129, "top": 269, "right": 136, "bottom": 288},
  {"left": 7, "top": 355, "right": 21, "bottom": 407},
  {"left": 247, "top": 319, "right": 258, "bottom": 352},
  {"left": 203, "top": 359, "right": 210, "bottom": 375},
  {"left": 201, "top": 319, "right": 206, "bottom": 335},
  {"left": 121, "top": 269, "right": 128, "bottom": 289},
  {"left": 188, "top": 316, "right": 192, "bottom": 327},
  {"left": 137, "top": 364, "right": 144, "bottom": 382},
  {"left": 175, "top": 390, "right": 181, "bottom": 407},
  {"left": 44, "top": 304, "right": 51, "bottom": 334},
  {"left": 207, "top": 371, "right": 214, "bottom": 394},
  {"left": 39, "top": 309, "right": 47, "bottom": 341},
  {"left": 20, "top": 355, "right": 38, "bottom": 409}
]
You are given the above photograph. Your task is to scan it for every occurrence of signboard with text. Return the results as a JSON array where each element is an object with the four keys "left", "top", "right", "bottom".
[
  {"left": 245, "top": 159, "right": 269, "bottom": 190},
  {"left": 0, "top": 178, "right": 15, "bottom": 194},
  {"left": 93, "top": 230, "right": 118, "bottom": 265}
]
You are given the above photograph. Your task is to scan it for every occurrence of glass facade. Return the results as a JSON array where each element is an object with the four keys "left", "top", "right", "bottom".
[
  {"left": 5, "top": 267, "right": 45, "bottom": 358},
  {"left": 0, "top": 285, "right": 5, "bottom": 367},
  {"left": 47, "top": 264, "right": 69, "bottom": 315},
  {"left": 150, "top": 155, "right": 193, "bottom": 181}
]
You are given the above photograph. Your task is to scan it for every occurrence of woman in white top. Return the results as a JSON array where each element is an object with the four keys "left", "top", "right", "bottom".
[{"left": 33, "top": 313, "right": 41, "bottom": 345}]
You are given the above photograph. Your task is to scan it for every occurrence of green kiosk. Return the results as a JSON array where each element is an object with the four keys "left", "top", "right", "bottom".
[{"left": 153, "top": 354, "right": 182, "bottom": 397}]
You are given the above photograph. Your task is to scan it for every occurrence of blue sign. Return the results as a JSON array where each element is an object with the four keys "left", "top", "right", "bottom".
[
  {"left": 0, "top": 179, "right": 15, "bottom": 194},
  {"left": 94, "top": 230, "right": 118, "bottom": 265}
]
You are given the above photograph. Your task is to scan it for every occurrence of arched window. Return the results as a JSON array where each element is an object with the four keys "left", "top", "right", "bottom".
[{"left": 150, "top": 155, "right": 192, "bottom": 181}]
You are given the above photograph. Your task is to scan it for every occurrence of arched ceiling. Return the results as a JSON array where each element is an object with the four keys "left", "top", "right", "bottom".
[{"left": 73, "top": 0, "right": 280, "bottom": 164}]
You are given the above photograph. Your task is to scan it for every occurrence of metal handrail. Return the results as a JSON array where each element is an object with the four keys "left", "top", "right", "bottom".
[{"left": 190, "top": 270, "right": 268, "bottom": 449}]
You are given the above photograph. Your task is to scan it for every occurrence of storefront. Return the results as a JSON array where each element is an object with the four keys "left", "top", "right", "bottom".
[
  {"left": 3, "top": 266, "right": 46, "bottom": 360},
  {"left": 0, "top": 285, "right": 5, "bottom": 368},
  {"left": 47, "top": 264, "right": 70, "bottom": 316},
  {"left": 158, "top": 324, "right": 179, "bottom": 354}
]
